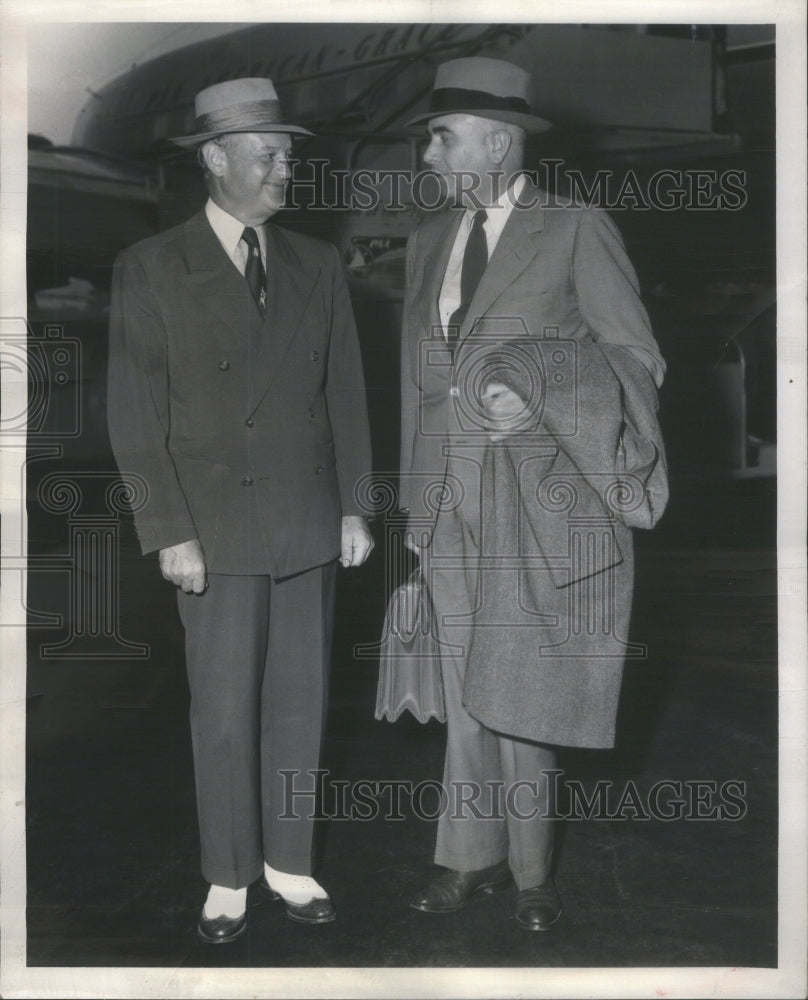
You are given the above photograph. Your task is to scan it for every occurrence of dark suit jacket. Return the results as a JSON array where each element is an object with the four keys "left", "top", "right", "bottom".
[
  {"left": 108, "top": 210, "right": 372, "bottom": 579},
  {"left": 399, "top": 183, "right": 668, "bottom": 747}
]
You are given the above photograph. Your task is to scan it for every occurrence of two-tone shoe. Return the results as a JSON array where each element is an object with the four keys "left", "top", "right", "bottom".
[
  {"left": 197, "top": 908, "right": 247, "bottom": 944},
  {"left": 258, "top": 875, "right": 336, "bottom": 924}
]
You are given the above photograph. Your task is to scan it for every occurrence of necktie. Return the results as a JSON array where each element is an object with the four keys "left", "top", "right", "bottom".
[
  {"left": 448, "top": 210, "right": 488, "bottom": 350},
  {"left": 242, "top": 227, "right": 266, "bottom": 318}
]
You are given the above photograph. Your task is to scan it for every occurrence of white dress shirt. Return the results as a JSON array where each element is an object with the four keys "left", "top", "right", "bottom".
[
  {"left": 438, "top": 173, "right": 526, "bottom": 337},
  {"left": 205, "top": 198, "right": 267, "bottom": 275}
]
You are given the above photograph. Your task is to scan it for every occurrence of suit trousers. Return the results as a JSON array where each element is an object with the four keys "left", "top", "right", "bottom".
[
  {"left": 427, "top": 507, "right": 555, "bottom": 891},
  {"left": 177, "top": 563, "right": 336, "bottom": 890}
]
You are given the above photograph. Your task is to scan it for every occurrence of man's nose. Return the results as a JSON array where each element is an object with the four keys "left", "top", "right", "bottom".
[
  {"left": 274, "top": 157, "right": 291, "bottom": 179},
  {"left": 422, "top": 139, "right": 439, "bottom": 167}
]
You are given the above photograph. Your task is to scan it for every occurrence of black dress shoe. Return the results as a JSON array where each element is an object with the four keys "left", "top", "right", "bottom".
[
  {"left": 258, "top": 875, "right": 336, "bottom": 924},
  {"left": 515, "top": 879, "right": 562, "bottom": 931},
  {"left": 410, "top": 859, "right": 512, "bottom": 913},
  {"left": 197, "top": 908, "right": 247, "bottom": 944}
]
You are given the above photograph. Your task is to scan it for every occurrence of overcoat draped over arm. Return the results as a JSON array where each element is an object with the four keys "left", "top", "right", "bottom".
[{"left": 399, "top": 185, "right": 668, "bottom": 748}]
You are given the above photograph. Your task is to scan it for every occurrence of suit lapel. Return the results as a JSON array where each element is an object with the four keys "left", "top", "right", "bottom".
[
  {"left": 183, "top": 211, "right": 262, "bottom": 345},
  {"left": 183, "top": 212, "right": 321, "bottom": 413},
  {"left": 247, "top": 223, "right": 321, "bottom": 412},
  {"left": 458, "top": 185, "right": 546, "bottom": 346},
  {"left": 417, "top": 211, "right": 463, "bottom": 336}
]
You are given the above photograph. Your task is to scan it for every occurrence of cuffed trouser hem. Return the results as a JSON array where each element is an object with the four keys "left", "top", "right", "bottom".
[
  {"left": 264, "top": 853, "right": 314, "bottom": 877},
  {"left": 512, "top": 866, "right": 553, "bottom": 891},
  {"left": 202, "top": 856, "right": 264, "bottom": 891},
  {"left": 434, "top": 841, "right": 509, "bottom": 874}
]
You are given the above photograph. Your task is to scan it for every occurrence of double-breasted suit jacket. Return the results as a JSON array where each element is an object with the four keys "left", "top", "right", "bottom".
[
  {"left": 108, "top": 210, "right": 372, "bottom": 578},
  {"left": 399, "top": 181, "right": 668, "bottom": 749}
]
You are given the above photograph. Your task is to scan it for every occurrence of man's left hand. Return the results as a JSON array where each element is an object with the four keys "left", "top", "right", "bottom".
[
  {"left": 340, "top": 515, "right": 375, "bottom": 567},
  {"left": 481, "top": 381, "right": 529, "bottom": 441}
]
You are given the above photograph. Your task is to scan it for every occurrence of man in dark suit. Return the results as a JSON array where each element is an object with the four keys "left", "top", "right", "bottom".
[
  {"left": 107, "top": 78, "right": 374, "bottom": 944},
  {"left": 399, "top": 58, "right": 667, "bottom": 930}
]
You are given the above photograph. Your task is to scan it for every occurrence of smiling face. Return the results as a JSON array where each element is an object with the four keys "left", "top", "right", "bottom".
[{"left": 206, "top": 132, "right": 293, "bottom": 225}]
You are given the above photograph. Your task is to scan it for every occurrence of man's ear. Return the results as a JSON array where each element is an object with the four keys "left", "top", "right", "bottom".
[
  {"left": 200, "top": 140, "right": 228, "bottom": 177},
  {"left": 485, "top": 129, "right": 512, "bottom": 165}
]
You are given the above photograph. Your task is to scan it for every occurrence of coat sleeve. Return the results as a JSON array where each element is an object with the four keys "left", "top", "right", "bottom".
[
  {"left": 398, "top": 227, "right": 421, "bottom": 512},
  {"left": 323, "top": 244, "right": 373, "bottom": 517},
  {"left": 572, "top": 208, "right": 665, "bottom": 388},
  {"left": 106, "top": 248, "right": 197, "bottom": 555},
  {"left": 524, "top": 333, "right": 668, "bottom": 532}
]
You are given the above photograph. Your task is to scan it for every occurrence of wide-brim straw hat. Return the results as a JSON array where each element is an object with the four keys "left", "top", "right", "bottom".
[
  {"left": 406, "top": 57, "right": 552, "bottom": 133},
  {"left": 170, "top": 78, "right": 314, "bottom": 147}
]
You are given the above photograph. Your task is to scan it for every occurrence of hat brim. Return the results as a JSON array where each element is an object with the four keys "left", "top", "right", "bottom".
[
  {"left": 404, "top": 108, "right": 552, "bottom": 134},
  {"left": 170, "top": 124, "right": 315, "bottom": 147}
]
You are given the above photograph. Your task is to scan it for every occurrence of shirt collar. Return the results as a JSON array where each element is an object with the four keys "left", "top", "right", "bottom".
[
  {"left": 491, "top": 172, "right": 527, "bottom": 212},
  {"left": 465, "top": 172, "right": 526, "bottom": 241},
  {"left": 205, "top": 198, "right": 247, "bottom": 257},
  {"left": 205, "top": 198, "right": 267, "bottom": 261}
]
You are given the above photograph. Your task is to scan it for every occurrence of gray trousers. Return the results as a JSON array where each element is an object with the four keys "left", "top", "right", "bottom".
[
  {"left": 427, "top": 508, "right": 555, "bottom": 891},
  {"left": 177, "top": 564, "right": 335, "bottom": 889}
]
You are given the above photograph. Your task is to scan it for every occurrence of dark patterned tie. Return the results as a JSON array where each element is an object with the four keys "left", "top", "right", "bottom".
[
  {"left": 242, "top": 226, "right": 266, "bottom": 318},
  {"left": 448, "top": 209, "right": 488, "bottom": 350}
]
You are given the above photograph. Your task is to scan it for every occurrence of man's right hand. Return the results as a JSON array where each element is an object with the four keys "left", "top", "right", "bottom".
[{"left": 159, "top": 539, "right": 207, "bottom": 594}]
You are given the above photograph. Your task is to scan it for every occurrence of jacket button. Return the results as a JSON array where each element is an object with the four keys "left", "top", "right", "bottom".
[
  {"left": 242, "top": 477, "right": 254, "bottom": 486},
  {"left": 245, "top": 418, "right": 254, "bottom": 428},
  {"left": 218, "top": 360, "right": 230, "bottom": 371},
  {"left": 315, "top": 465, "right": 323, "bottom": 475},
  {"left": 308, "top": 408, "right": 315, "bottom": 418},
  {"left": 310, "top": 350, "right": 319, "bottom": 361}
]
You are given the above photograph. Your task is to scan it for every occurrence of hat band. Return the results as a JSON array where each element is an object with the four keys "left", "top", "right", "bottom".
[
  {"left": 428, "top": 86, "right": 532, "bottom": 117},
  {"left": 195, "top": 99, "right": 285, "bottom": 135}
]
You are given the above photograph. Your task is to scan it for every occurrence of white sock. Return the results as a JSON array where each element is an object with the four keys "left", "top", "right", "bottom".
[
  {"left": 264, "top": 863, "right": 328, "bottom": 904},
  {"left": 203, "top": 883, "right": 247, "bottom": 919}
]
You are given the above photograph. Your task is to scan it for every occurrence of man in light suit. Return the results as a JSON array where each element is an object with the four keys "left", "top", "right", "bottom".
[
  {"left": 107, "top": 78, "right": 374, "bottom": 944},
  {"left": 399, "top": 58, "right": 667, "bottom": 930}
]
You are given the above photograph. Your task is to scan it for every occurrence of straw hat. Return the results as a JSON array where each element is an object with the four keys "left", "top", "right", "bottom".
[{"left": 170, "top": 78, "right": 314, "bottom": 147}]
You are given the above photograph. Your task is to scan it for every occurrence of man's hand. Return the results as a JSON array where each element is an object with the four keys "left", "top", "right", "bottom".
[
  {"left": 481, "top": 380, "right": 529, "bottom": 441},
  {"left": 159, "top": 538, "right": 207, "bottom": 594},
  {"left": 341, "top": 515, "right": 374, "bottom": 567}
]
